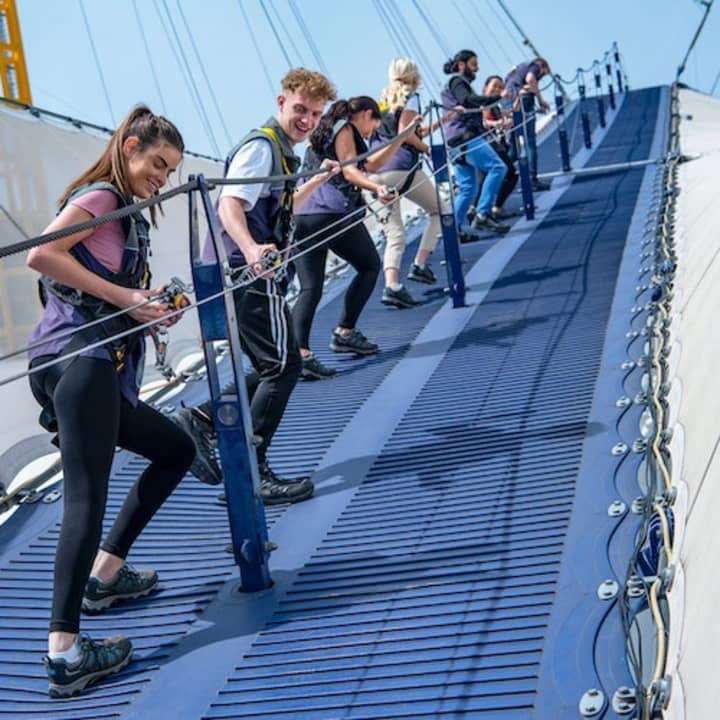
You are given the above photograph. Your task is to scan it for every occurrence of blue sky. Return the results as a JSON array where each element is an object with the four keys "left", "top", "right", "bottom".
[{"left": 16, "top": 0, "right": 720, "bottom": 157}]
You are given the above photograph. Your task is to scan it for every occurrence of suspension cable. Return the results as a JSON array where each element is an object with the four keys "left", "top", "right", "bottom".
[
  {"left": 234, "top": 0, "right": 276, "bottom": 104},
  {"left": 372, "top": 0, "right": 408, "bottom": 57},
  {"left": 132, "top": 0, "right": 168, "bottom": 116},
  {"left": 451, "top": 0, "right": 494, "bottom": 69},
  {"left": 267, "top": 0, "right": 306, "bottom": 67},
  {"left": 485, "top": 0, "right": 526, "bottom": 56},
  {"left": 288, "top": 0, "right": 329, "bottom": 75},
  {"left": 411, "top": 0, "right": 451, "bottom": 58},
  {"left": 468, "top": 0, "right": 513, "bottom": 67},
  {"left": 175, "top": 0, "right": 233, "bottom": 149},
  {"left": 257, "top": 0, "right": 292, "bottom": 68},
  {"left": 77, "top": 0, "right": 116, "bottom": 127}
]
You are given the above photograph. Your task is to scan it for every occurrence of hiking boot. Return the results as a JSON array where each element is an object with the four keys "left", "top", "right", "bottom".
[
  {"left": 174, "top": 407, "right": 222, "bottom": 485},
  {"left": 82, "top": 564, "right": 158, "bottom": 613},
  {"left": 301, "top": 352, "right": 336, "bottom": 380},
  {"left": 381, "top": 285, "right": 420, "bottom": 309},
  {"left": 472, "top": 214, "right": 510, "bottom": 234},
  {"left": 491, "top": 207, "right": 521, "bottom": 220},
  {"left": 259, "top": 462, "right": 314, "bottom": 505},
  {"left": 407, "top": 263, "right": 436, "bottom": 285},
  {"left": 44, "top": 633, "right": 132, "bottom": 698},
  {"left": 531, "top": 179, "right": 551, "bottom": 192},
  {"left": 329, "top": 329, "right": 379, "bottom": 355},
  {"left": 459, "top": 231, "right": 481, "bottom": 244}
]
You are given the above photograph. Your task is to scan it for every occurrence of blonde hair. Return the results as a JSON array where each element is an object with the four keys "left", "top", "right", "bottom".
[
  {"left": 380, "top": 58, "right": 421, "bottom": 114},
  {"left": 281, "top": 68, "right": 337, "bottom": 102}
]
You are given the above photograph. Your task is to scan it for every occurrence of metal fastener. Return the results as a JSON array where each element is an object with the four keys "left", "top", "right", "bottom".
[
  {"left": 616, "top": 396, "right": 631, "bottom": 408},
  {"left": 579, "top": 688, "right": 605, "bottom": 716},
  {"left": 608, "top": 500, "right": 626, "bottom": 517},
  {"left": 612, "top": 442, "right": 628, "bottom": 456},
  {"left": 597, "top": 580, "right": 618, "bottom": 600}
]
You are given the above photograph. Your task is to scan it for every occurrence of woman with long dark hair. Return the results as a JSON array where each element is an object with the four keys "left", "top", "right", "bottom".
[
  {"left": 27, "top": 105, "right": 193, "bottom": 697},
  {"left": 292, "top": 96, "right": 405, "bottom": 379}
]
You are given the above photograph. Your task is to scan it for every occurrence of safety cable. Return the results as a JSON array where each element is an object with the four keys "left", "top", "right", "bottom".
[
  {"left": 77, "top": 0, "right": 116, "bottom": 127},
  {"left": 175, "top": 0, "right": 233, "bottom": 148}
]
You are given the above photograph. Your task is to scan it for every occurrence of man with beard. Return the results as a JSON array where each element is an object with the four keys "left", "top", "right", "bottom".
[{"left": 441, "top": 49, "right": 509, "bottom": 241}]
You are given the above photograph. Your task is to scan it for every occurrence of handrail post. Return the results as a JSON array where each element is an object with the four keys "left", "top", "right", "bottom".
[
  {"left": 554, "top": 83, "right": 571, "bottom": 172},
  {"left": 594, "top": 63, "right": 606, "bottom": 128},
  {"left": 512, "top": 105, "right": 535, "bottom": 220},
  {"left": 428, "top": 105, "right": 466, "bottom": 308},
  {"left": 606, "top": 61, "right": 616, "bottom": 110},
  {"left": 578, "top": 71, "right": 592, "bottom": 149},
  {"left": 614, "top": 42, "right": 624, "bottom": 93},
  {"left": 188, "top": 174, "right": 272, "bottom": 592}
]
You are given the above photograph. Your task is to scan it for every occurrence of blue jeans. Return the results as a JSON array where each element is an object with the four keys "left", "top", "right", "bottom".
[{"left": 452, "top": 135, "right": 507, "bottom": 224}]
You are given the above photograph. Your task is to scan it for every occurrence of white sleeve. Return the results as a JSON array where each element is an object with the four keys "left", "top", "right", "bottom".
[{"left": 220, "top": 139, "right": 274, "bottom": 211}]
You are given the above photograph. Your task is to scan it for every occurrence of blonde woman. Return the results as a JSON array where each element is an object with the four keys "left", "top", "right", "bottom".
[{"left": 369, "top": 58, "right": 446, "bottom": 309}]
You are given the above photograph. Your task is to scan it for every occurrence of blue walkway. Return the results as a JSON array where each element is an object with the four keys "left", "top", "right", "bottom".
[{"left": 0, "top": 86, "right": 665, "bottom": 719}]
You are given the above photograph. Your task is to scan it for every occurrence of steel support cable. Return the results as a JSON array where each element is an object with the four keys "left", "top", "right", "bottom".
[
  {"left": 132, "top": 0, "right": 168, "bottom": 116},
  {"left": 266, "top": 0, "right": 306, "bottom": 67},
  {"left": 372, "top": 0, "right": 406, "bottom": 57},
  {"left": 451, "top": 0, "right": 493, "bottom": 68},
  {"left": 257, "top": 0, "right": 292, "bottom": 69},
  {"left": 485, "top": 0, "right": 526, "bottom": 56},
  {"left": 175, "top": 0, "right": 233, "bottom": 148},
  {"left": 383, "top": 0, "right": 443, "bottom": 93},
  {"left": 288, "top": 0, "right": 329, "bottom": 75},
  {"left": 78, "top": 0, "right": 116, "bottom": 127},
  {"left": 468, "top": 0, "right": 513, "bottom": 66},
  {"left": 411, "top": 0, "right": 451, "bottom": 58},
  {"left": 235, "top": 0, "right": 276, "bottom": 103},
  {"left": 677, "top": 0, "right": 715, "bottom": 80},
  {"left": 153, "top": 0, "right": 222, "bottom": 157}
]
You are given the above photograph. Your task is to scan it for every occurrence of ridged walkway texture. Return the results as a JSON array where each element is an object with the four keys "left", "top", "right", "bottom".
[{"left": 0, "top": 86, "right": 667, "bottom": 719}]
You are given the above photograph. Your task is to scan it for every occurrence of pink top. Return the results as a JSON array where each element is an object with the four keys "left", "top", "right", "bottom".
[{"left": 71, "top": 189, "right": 125, "bottom": 273}]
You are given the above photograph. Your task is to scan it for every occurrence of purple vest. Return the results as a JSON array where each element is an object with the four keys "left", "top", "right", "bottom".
[
  {"left": 29, "top": 182, "right": 150, "bottom": 407},
  {"left": 441, "top": 74, "right": 484, "bottom": 145},
  {"left": 295, "top": 120, "right": 368, "bottom": 216},
  {"left": 203, "top": 118, "right": 300, "bottom": 268},
  {"left": 505, "top": 61, "right": 540, "bottom": 100}
]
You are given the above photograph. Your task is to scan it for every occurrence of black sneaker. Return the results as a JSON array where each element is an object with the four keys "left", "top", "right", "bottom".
[
  {"left": 459, "top": 231, "right": 480, "bottom": 244},
  {"left": 44, "top": 634, "right": 132, "bottom": 698},
  {"left": 472, "top": 214, "right": 510, "bottom": 234},
  {"left": 381, "top": 285, "right": 420, "bottom": 309},
  {"left": 491, "top": 207, "right": 522, "bottom": 220},
  {"left": 329, "top": 329, "right": 379, "bottom": 355},
  {"left": 531, "top": 179, "right": 551, "bottom": 192},
  {"left": 82, "top": 564, "right": 158, "bottom": 613},
  {"left": 301, "top": 352, "right": 336, "bottom": 380},
  {"left": 259, "top": 463, "right": 314, "bottom": 505},
  {"left": 174, "top": 407, "right": 222, "bottom": 485},
  {"left": 407, "top": 263, "right": 436, "bottom": 285}
]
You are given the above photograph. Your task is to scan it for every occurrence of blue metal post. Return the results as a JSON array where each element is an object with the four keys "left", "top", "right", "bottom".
[
  {"left": 554, "top": 89, "right": 571, "bottom": 172},
  {"left": 578, "top": 72, "right": 592, "bottom": 149},
  {"left": 606, "top": 62, "right": 616, "bottom": 110},
  {"left": 594, "top": 65, "right": 606, "bottom": 128},
  {"left": 189, "top": 174, "right": 272, "bottom": 592},
  {"left": 614, "top": 44, "right": 624, "bottom": 93},
  {"left": 512, "top": 108, "right": 535, "bottom": 220},
  {"left": 429, "top": 105, "right": 465, "bottom": 308}
]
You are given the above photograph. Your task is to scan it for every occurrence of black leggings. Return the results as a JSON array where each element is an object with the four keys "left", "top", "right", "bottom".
[
  {"left": 292, "top": 213, "right": 381, "bottom": 349},
  {"left": 29, "top": 356, "right": 194, "bottom": 634}
]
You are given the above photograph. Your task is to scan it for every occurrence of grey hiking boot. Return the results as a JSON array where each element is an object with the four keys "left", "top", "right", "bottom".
[
  {"left": 472, "top": 213, "right": 510, "bottom": 234},
  {"left": 330, "top": 329, "right": 379, "bottom": 355},
  {"left": 174, "top": 407, "right": 222, "bottom": 485},
  {"left": 407, "top": 263, "right": 436, "bottom": 285},
  {"left": 82, "top": 563, "right": 158, "bottom": 613},
  {"left": 44, "top": 633, "right": 133, "bottom": 698},
  {"left": 381, "top": 285, "right": 420, "bottom": 309},
  {"left": 301, "top": 352, "right": 337, "bottom": 380},
  {"left": 259, "top": 463, "right": 314, "bottom": 505}
]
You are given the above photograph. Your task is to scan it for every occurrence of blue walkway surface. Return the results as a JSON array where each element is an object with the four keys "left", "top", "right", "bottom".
[{"left": 0, "top": 87, "right": 665, "bottom": 719}]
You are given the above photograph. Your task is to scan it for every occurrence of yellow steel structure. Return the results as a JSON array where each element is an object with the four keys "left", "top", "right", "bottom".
[{"left": 0, "top": 0, "right": 31, "bottom": 103}]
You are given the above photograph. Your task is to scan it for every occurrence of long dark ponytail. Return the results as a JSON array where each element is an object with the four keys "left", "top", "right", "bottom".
[
  {"left": 443, "top": 49, "right": 477, "bottom": 75},
  {"left": 309, "top": 96, "right": 381, "bottom": 154}
]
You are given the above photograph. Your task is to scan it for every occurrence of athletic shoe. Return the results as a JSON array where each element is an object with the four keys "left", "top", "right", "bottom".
[
  {"left": 259, "top": 463, "right": 314, "bottom": 505},
  {"left": 459, "top": 231, "right": 481, "bottom": 244},
  {"left": 381, "top": 285, "right": 420, "bottom": 309},
  {"left": 301, "top": 353, "right": 336, "bottom": 380},
  {"left": 531, "top": 179, "right": 551, "bottom": 192},
  {"left": 407, "top": 263, "right": 436, "bottom": 284},
  {"left": 44, "top": 633, "right": 132, "bottom": 698},
  {"left": 472, "top": 214, "right": 511, "bottom": 234},
  {"left": 329, "top": 329, "right": 379, "bottom": 355},
  {"left": 491, "top": 207, "right": 522, "bottom": 220},
  {"left": 82, "top": 564, "right": 158, "bottom": 613},
  {"left": 174, "top": 407, "right": 222, "bottom": 485}
]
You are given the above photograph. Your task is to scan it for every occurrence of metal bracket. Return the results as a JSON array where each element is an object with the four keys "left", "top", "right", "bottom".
[
  {"left": 612, "top": 686, "right": 637, "bottom": 715},
  {"left": 597, "top": 579, "right": 619, "bottom": 600},
  {"left": 579, "top": 688, "right": 605, "bottom": 716}
]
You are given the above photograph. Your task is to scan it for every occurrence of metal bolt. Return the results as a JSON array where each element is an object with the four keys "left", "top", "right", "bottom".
[
  {"left": 608, "top": 500, "right": 626, "bottom": 517},
  {"left": 625, "top": 330, "right": 639, "bottom": 339},
  {"left": 621, "top": 360, "right": 635, "bottom": 370},
  {"left": 632, "top": 438, "right": 648, "bottom": 453},
  {"left": 612, "top": 442, "right": 628, "bottom": 456},
  {"left": 616, "top": 396, "right": 631, "bottom": 408},
  {"left": 42, "top": 489, "right": 62, "bottom": 504},
  {"left": 597, "top": 579, "right": 618, "bottom": 600},
  {"left": 579, "top": 688, "right": 605, "bottom": 716}
]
